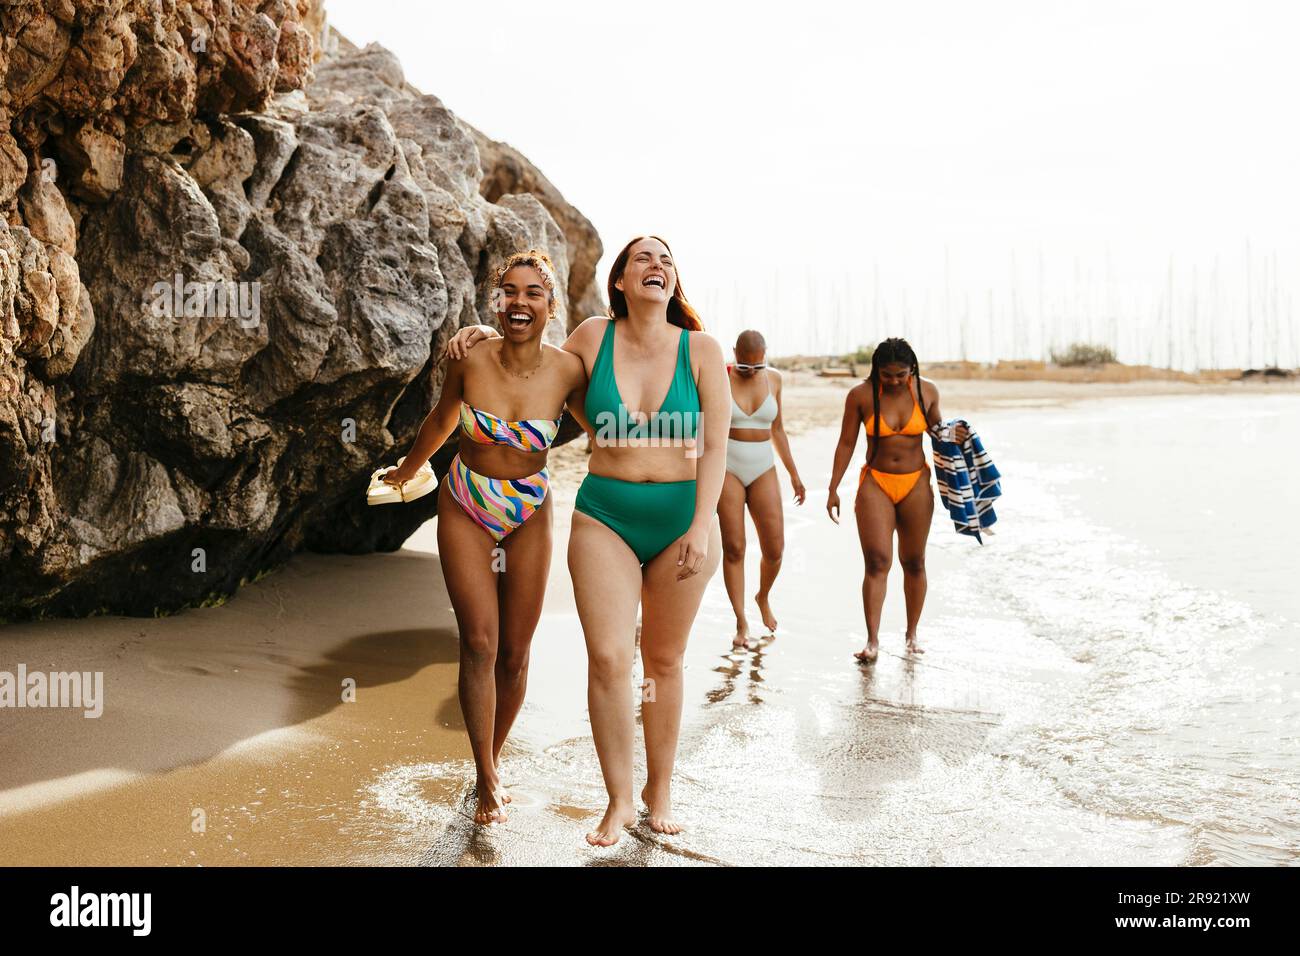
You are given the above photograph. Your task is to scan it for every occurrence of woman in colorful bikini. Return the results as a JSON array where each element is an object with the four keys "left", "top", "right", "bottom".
[
  {"left": 720, "top": 330, "right": 805, "bottom": 650},
  {"left": 382, "top": 250, "right": 588, "bottom": 825},
  {"left": 825, "top": 337, "right": 968, "bottom": 663},
  {"left": 446, "top": 236, "right": 730, "bottom": 846}
]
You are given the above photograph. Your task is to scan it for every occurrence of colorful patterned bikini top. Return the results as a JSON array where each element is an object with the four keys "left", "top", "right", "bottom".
[{"left": 459, "top": 401, "right": 561, "bottom": 452}]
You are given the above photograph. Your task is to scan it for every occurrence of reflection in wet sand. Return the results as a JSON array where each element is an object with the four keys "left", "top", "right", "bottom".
[{"left": 706, "top": 641, "right": 770, "bottom": 707}]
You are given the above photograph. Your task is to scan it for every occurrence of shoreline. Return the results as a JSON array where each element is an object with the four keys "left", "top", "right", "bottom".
[{"left": 776, "top": 355, "right": 1297, "bottom": 385}]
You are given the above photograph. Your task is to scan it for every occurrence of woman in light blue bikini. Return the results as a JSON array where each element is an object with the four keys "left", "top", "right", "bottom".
[
  {"left": 383, "top": 251, "right": 587, "bottom": 826},
  {"left": 719, "top": 330, "right": 805, "bottom": 649},
  {"left": 446, "top": 236, "right": 731, "bottom": 847}
]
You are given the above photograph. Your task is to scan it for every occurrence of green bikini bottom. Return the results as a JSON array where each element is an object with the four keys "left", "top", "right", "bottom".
[{"left": 574, "top": 472, "right": 696, "bottom": 565}]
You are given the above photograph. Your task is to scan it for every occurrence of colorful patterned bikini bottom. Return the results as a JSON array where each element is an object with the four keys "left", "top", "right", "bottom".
[{"left": 446, "top": 453, "right": 549, "bottom": 542}]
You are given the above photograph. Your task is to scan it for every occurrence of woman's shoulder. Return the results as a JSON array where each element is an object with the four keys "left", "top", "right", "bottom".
[
  {"left": 457, "top": 335, "right": 498, "bottom": 369},
  {"left": 544, "top": 341, "right": 585, "bottom": 373},
  {"left": 571, "top": 315, "right": 613, "bottom": 338},
  {"left": 848, "top": 379, "right": 874, "bottom": 408},
  {"left": 918, "top": 376, "right": 940, "bottom": 402},
  {"left": 686, "top": 328, "right": 723, "bottom": 360},
  {"left": 564, "top": 315, "right": 612, "bottom": 353}
]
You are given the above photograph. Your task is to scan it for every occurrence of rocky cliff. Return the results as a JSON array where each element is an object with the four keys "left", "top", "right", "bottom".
[{"left": 0, "top": 2, "right": 603, "bottom": 620}]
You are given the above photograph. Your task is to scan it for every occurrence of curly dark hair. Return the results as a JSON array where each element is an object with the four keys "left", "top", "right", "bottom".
[{"left": 494, "top": 249, "right": 560, "bottom": 317}]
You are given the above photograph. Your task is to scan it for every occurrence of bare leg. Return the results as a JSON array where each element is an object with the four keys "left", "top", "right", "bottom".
[
  {"left": 436, "top": 481, "right": 508, "bottom": 824},
  {"left": 638, "top": 519, "right": 723, "bottom": 834},
  {"left": 492, "top": 495, "right": 553, "bottom": 788},
  {"left": 744, "top": 466, "right": 783, "bottom": 634},
  {"left": 894, "top": 470, "right": 935, "bottom": 655},
  {"left": 854, "top": 471, "right": 896, "bottom": 664},
  {"left": 568, "top": 511, "right": 643, "bottom": 846},
  {"left": 717, "top": 470, "right": 751, "bottom": 648}
]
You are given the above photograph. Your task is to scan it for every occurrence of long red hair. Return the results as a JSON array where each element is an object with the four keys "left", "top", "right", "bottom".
[{"left": 606, "top": 235, "right": 703, "bottom": 331}]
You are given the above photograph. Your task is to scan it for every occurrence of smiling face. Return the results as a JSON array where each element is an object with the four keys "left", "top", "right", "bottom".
[
  {"left": 494, "top": 265, "right": 552, "bottom": 340},
  {"left": 614, "top": 237, "right": 676, "bottom": 306},
  {"left": 878, "top": 362, "right": 913, "bottom": 390}
]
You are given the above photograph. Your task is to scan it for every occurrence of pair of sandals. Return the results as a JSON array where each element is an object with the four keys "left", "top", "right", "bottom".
[{"left": 366, "top": 456, "right": 437, "bottom": 506}]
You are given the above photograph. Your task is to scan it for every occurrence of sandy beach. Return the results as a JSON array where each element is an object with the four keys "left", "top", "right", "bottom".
[{"left": 2, "top": 372, "right": 1297, "bottom": 865}]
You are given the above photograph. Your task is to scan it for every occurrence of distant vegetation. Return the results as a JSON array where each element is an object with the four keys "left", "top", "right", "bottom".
[
  {"left": 1050, "top": 343, "right": 1116, "bottom": 367},
  {"left": 846, "top": 345, "right": 875, "bottom": 365}
]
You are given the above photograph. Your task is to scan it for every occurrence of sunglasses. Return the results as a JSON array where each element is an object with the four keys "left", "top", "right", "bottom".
[{"left": 734, "top": 363, "right": 767, "bottom": 372}]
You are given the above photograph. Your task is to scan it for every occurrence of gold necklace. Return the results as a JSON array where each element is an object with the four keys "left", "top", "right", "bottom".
[{"left": 498, "top": 346, "right": 544, "bottom": 379}]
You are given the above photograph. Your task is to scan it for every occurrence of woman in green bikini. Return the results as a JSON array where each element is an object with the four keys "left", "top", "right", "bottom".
[{"left": 446, "top": 236, "right": 730, "bottom": 846}]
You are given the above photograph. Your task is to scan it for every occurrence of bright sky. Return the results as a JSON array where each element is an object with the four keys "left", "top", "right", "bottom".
[{"left": 326, "top": 0, "right": 1300, "bottom": 367}]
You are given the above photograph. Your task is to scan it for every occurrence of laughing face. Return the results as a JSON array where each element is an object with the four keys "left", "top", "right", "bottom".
[
  {"left": 494, "top": 265, "right": 552, "bottom": 340},
  {"left": 615, "top": 238, "right": 676, "bottom": 305}
]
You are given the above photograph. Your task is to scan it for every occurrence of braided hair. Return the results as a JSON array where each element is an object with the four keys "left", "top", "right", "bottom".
[{"left": 866, "top": 337, "right": 927, "bottom": 466}]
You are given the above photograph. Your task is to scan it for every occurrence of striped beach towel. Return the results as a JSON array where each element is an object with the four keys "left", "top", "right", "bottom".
[{"left": 929, "top": 419, "right": 1001, "bottom": 543}]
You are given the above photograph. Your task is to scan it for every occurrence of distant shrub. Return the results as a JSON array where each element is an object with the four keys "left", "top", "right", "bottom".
[
  {"left": 1050, "top": 342, "right": 1116, "bottom": 367},
  {"left": 846, "top": 345, "right": 875, "bottom": 365}
]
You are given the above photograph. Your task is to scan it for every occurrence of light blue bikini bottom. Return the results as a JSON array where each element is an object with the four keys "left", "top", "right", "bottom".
[{"left": 725, "top": 438, "right": 775, "bottom": 487}]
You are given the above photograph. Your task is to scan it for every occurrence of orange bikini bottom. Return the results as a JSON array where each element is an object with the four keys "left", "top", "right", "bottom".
[{"left": 859, "top": 462, "right": 929, "bottom": 505}]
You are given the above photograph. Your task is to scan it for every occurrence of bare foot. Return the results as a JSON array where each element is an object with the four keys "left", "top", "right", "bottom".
[
  {"left": 586, "top": 800, "right": 637, "bottom": 847},
  {"left": 905, "top": 633, "right": 925, "bottom": 655},
  {"left": 732, "top": 619, "right": 752, "bottom": 650},
  {"left": 641, "top": 785, "right": 683, "bottom": 835},
  {"left": 755, "top": 592, "right": 777, "bottom": 633},
  {"left": 854, "top": 642, "right": 879, "bottom": 664},
  {"left": 492, "top": 757, "right": 512, "bottom": 803},
  {"left": 473, "top": 778, "right": 508, "bottom": 825}
]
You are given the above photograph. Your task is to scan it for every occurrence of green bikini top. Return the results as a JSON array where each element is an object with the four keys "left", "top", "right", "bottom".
[{"left": 585, "top": 319, "right": 700, "bottom": 443}]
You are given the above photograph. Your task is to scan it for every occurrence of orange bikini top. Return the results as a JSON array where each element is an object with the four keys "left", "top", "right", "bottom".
[{"left": 865, "top": 396, "right": 927, "bottom": 437}]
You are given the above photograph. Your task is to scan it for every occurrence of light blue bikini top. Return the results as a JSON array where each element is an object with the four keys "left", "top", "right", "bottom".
[{"left": 730, "top": 374, "right": 777, "bottom": 430}]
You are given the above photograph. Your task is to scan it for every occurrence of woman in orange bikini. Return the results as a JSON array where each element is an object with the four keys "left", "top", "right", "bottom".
[{"left": 826, "top": 338, "right": 968, "bottom": 663}]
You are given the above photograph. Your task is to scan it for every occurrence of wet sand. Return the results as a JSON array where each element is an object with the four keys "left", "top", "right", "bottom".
[{"left": 2, "top": 374, "right": 1296, "bottom": 865}]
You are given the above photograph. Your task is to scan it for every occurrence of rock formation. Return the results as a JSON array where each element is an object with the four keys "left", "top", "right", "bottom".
[{"left": 0, "top": 3, "right": 603, "bottom": 619}]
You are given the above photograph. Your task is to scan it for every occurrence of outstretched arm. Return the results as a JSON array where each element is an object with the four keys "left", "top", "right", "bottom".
[
  {"left": 767, "top": 371, "right": 805, "bottom": 504},
  {"left": 826, "top": 386, "right": 863, "bottom": 524},
  {"left": 383, "top": 360, "right": 466, "bottom": 485},
  {"left": 691, "top": 333, "right": 731, "bottom": 522},
  {"left": 922, "top": 379, "right": 969, "bottom": 443},
  {"left": 443, "top": 323, "right": 499, "bottom": 361},
  {"left": 444, "top": 314, "right": 607, "bottom": 361},
  {"left": 563, "top": 356, "right": 592, "bottom": 434},
  {"left": 675, "top": 332, "right": 730, "bottom": 579}
]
